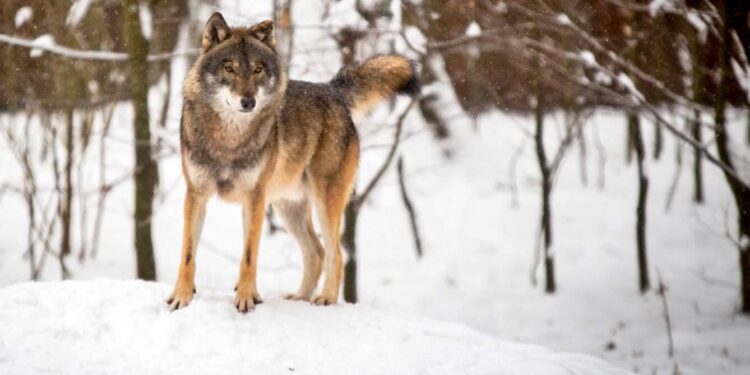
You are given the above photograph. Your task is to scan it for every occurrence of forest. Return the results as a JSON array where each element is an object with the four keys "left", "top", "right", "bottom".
[{"left": 0, "top": 1, "right": 749, "bottom": 374}]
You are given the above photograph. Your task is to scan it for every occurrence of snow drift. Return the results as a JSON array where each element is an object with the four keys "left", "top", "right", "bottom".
[{"left": 0, "top": 279, "right": 631, "bottom": 375}]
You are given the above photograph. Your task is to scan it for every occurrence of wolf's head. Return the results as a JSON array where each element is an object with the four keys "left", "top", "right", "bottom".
[{"left": 190, "top": 13, "right": 285, "bottom": 118}]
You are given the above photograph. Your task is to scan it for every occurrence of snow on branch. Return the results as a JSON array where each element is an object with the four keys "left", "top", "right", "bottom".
[{"left": 0, "top": 33, "right": 198, "bottom": 62}]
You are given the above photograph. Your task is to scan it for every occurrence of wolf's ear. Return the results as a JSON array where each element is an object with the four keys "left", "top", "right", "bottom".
[
  {"left": 202, "top": 12, "right": 231, "bottom": 52},
  {"left": 249, "top": 20, "right": 275, "bottom": 49}
]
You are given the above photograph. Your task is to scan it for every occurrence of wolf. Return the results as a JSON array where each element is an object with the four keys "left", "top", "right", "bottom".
[{"left": 166, "top": 13, "right": 418, "bottom": 312}]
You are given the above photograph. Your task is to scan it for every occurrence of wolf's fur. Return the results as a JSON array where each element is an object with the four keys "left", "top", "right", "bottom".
[{"left": 167, "top": 13, "right": 418, "bottom": 312}]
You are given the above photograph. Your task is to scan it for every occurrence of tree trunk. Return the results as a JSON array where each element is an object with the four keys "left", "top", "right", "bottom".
[
  {"left": 535, "top": 96, "right": 555, "bottom": 294},
  {"left": 629, "top": 113, "right": 650, "bottom": 293},
  {"left": 653, "top": 119, "right": 663, "bottom": 160},
  {"left": 741, "top": 237, "right": 750, "bottom": 313},
  {"left": 273, "top": 0, "right": 294, "bottom": 76},
  {"left": 342, "top": 192, "right": 359, "bottom": 303},
  {"left": 578, "top": 128, "right": 588, "bottom": 187},
  {"left": 692, "top": 110, "right": 704, "bottom": 203},
  {"left": 715, "top": 0, "right": 750, "bottom": 313},
  {"left": 125, "top": 0, "right": 157, "bottom": 281},
  {"left": 60, "top": 109, "right": 74, "bottom": 260},
  {"left": 532, "top": 26, "right": 555, "bottom": 294},
  {"left": 625, "top": 121, "right": 635, "bottom": 164}
]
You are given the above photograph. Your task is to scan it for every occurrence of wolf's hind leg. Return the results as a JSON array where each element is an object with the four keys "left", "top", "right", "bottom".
[
  {"left": 310, "top": 146, "right": 359, "bottom": 305},
  {"left": 167, "top": 190, "right": 208, "bottom": 310},
  {"left": 311, "top": 185, "right": 352, "bottom": 306},
  {"left": 274, "top": 199, "right": 323, "bottom": 301}
]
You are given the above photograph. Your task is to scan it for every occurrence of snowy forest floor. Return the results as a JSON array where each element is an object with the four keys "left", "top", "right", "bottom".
[
  {"left": 1, "top": 107, "right": 748, "bottom": 375},
  {"left": 0, "top": 279, "right": 632, "bottom": 375},
  {"left": 1, "top": 1, "right": 750, "bottom": 374}
]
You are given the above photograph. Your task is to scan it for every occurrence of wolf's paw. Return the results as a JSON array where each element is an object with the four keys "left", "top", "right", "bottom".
[
  {"left": 234, "top": 290, "right": 263, "bottom": 313},
  {"left": 283, "top": 292, "right": 311, "bottom": 302},
  {"left": 312, "top": 293, "right": 338, "bottom": 306},
  {"left": 166, "top": 283, "right": 196, "bottom": 311}
]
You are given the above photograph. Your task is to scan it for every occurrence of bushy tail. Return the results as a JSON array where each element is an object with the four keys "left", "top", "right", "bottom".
[{"left": 330, "top": 55, "right": 419, "bottom": 116}]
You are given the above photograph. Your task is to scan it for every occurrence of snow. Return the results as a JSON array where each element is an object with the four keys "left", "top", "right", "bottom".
[
  {"left": 139, "top": 3, "right": 153, "bottom": 40},
  {"left": 1, "top": 1, "right": 749, "bottom": 374},
  {"left": 685, "top": 12, "right": 707, "bottom": 43},
  {"left": 465, "top": 21, "right": 482, "bottom": 38},
  {"left": 617, "top": 72, "right": 645, "bottom": 101},
  {"left": 0, "top": 279, "right": 632, "bottom": 375},
  {"left": 556, "top": 14, "right": 571, "bottom": 26},
  {"left": 402, "top": 26, "right": 427, "bottom": 55},
  {"left": 29, "top": 34, "right": 54, "bottom": 58},
  {"left": 0, "top": 33, "right": 198, "bottom": 62},
  {"left": 594, "top": 71, "right": 613, "bottom": 85},
  {"left": 14, "top": 6, "right": 33, "bottom": 29},
  {"left": 0, "top": 33, "right": 126, "bottom": 61},
  {"left": 580, "top": 50, "right": 596, "bottom": 67},
  {"left": 648, "top": 0, "right": 672, "bottom": 17},
  {"left": 2, "top": 106, "right": 746, "bottom": 374},
  {"left": 66, "top": 0, "right": 93, "bottom": 26},
  {"left": 730, "top": 59, "right": 750, "bottom": 105}
]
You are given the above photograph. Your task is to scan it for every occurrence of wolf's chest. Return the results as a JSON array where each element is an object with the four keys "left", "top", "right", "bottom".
[{"left": 185, "top": 156, "right": 266, "bottom": 202}]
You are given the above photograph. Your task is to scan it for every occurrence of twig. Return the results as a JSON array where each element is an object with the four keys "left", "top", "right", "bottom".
[
  {"left": 665, "top": 123, "right": 685, "bottom": 212},
  {"left": 355, "top": 98, "right": 417, "bottom": 208},
  {"left": 656, "top": 270, "right": 678, "bottom": 373},
  {"left": 90, "top": 104, "right": 116, "bottom": 259},
  {"left": 397, "top": 156, "right": 423, "bottom": 258}
]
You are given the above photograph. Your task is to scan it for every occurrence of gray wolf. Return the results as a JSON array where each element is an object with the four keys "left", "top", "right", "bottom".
[{"left": 167, "top": 13, "right": 418, "bottom": 312}]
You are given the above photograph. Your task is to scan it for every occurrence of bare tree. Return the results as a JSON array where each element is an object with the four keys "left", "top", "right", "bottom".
[
  {"left": 714, "top": 0, "right": 750, "bottom": 313},
  {"left": 342, "top": 101, "right": 417, "bottom": 303},
  {"left": 273, "top": 0, "right": 295, "bottom": 75}
]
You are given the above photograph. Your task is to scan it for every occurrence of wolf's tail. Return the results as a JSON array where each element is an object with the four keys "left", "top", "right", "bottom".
[{"left": 330, "top": 55, "right": 419, "bottom": 116}]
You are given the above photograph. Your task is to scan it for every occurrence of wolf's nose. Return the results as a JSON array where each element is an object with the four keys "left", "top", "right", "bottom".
[{"left": 240, "top": 97, "right": 256, "bottom": 111}]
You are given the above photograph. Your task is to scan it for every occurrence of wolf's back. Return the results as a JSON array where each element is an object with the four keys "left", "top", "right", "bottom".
[{"left": 330, "top": 55, "right": 419, "bottom": 116}]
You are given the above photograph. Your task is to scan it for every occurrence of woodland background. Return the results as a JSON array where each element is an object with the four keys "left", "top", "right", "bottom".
[{"left": 1, "top": 1, "right": 750, "bottom": 374}]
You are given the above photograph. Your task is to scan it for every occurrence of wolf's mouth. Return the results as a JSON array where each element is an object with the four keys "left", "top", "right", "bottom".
[{"left": 225, "top": 99, "right": 253, "bottom": 113}]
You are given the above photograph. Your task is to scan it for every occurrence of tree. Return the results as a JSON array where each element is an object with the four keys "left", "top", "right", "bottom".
[
  {"left": 629, "top": 114, "right": 650, "bottom": 292},
  {"left": 532, "top": 24, "right": 555, "bottom": 294},
  {"left": 714, "top": 0, "right": 750, "bottom": 313},
  {"left": 124, "top": 0, "right": 157, "bottom": 280}
]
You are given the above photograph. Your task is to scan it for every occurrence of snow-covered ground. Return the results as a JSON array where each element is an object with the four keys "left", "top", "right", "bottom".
[
  {"left": 0, "top": 279, "right": 632, "bottom": 375},
  {"left": 2, "top": 105, "right": 747, "bottom": 375},
  {"left": 1, "top": 1, "right": 749, "bottom": 374}
]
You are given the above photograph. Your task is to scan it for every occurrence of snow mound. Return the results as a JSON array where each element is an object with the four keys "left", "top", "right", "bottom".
[{"left": 0, "top": 280, "right": 631, "bottom": 375}]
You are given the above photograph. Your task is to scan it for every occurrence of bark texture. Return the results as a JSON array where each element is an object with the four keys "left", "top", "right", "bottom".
[{"left": 125, "top": 0, "right": 157, "bottom": 280}]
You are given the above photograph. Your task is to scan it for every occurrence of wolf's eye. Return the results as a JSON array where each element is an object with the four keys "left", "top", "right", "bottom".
[
  {"left": 254, "top": 66, "right": 263, "bottom": 74},
  {"left": 224, "top": 65, "right": 234, "bottom": 74}
]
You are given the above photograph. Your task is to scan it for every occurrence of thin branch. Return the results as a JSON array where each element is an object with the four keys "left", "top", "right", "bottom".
[
  {"left": 656, "top": 270, "right": 676, "bottom": 359},
  {"left": 397, "top": 156, "right": 423, "bottom": 258},
  {"left": 355, "top": 98, "right": 417, "bottom": 207}
]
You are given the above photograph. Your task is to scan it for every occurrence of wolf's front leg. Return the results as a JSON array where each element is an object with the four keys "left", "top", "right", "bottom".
[
  {"left": 167, "top": 190, "right": 208, "bottom": 310},
  {"left": 235, "top": 189, "right": 267, "bottom": 313}
]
